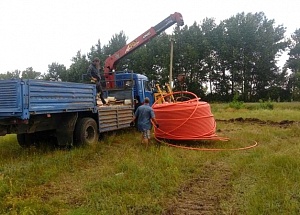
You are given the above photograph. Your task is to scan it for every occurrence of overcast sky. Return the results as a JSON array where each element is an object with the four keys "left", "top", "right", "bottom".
[{"left": 0, "top": 0, "right": 299, "bottom": 74}]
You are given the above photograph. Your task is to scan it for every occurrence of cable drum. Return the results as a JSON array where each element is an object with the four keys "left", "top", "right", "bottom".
[
  {"left": 152, "top": 91, "right": 219, "bottom": 140},
  {"left": 152, "top": 91, "right": 258, "bottom": 151}
]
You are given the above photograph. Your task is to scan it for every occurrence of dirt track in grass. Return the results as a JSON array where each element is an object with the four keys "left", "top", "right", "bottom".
[
  {"left": 216, "top": 117, "right": 296, "bottom": 128},
  {"left": 162, "top": 162, "right": 236, "bottom": 215}
]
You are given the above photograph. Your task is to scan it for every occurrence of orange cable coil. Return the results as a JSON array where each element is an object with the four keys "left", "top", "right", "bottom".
[
  {"left": 152, "top": 91, "right": 223, "bottom": 140},
  {"left": 152, "top": 91, "right": 258, "bottom": 151}
]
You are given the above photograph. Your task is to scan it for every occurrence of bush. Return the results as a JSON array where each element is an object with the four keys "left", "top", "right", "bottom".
[
  {"left": 259, "top": 99, "right": 274, "bottom": 110},
  {"left": 229, "top": 93, "right": 244, "bottom": 109}
]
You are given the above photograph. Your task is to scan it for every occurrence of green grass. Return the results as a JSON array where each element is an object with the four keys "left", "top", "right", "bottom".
[
  {"left": 1, "top": 103, "right": 300, "bottom": 214},
  {"left": 0, "top": 131, "right": 215, "bottom": 214},
  {"left": 211, "top": 102, "right": 300, "bottom": 121}
]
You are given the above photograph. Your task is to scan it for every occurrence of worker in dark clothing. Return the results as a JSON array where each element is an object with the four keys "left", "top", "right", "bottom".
[{"left": 87, "top": 57, "right": 106, "bottom": 105}]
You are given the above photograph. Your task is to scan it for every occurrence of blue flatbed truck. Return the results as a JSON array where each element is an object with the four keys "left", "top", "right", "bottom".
[
  {"left": 0, "top": 72, "right": 153, "bottom": 148},
  {"left": 0, "top": 12, "right": 184, "bottom": 148}
]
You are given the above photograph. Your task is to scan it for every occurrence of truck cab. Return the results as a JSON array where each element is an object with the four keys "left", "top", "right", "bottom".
[{"left": 104, "top": 72, "right": 154, "bottom": 106}]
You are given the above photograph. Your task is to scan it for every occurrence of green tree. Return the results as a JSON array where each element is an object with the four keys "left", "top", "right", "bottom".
[
  {"left": 285, "top": 29, "right": 300, "bottom": 100},
  {"left": 213, "top": 12, "right": 288, "bottom": 101},
  {"left": 43, "top": 63, "right": 67, "bottom": 81},
  {"left": 127, "top": 33, "right": 171, "bottom": 84},
  {"left": 88, "top": 39, "right": 105, "bottom": 63},
  {"left": 286, "top": 29, "right": 300, "bottom": 73},
  {"left": 208, "top": 21, "right": 231, "bottom": 101},
  {"left": 103, "top": 31, "right": 127, "bottom": 56},
  {"left": 172, "top": 19, "right": 216, "bottom": 97},
  {"left": 21, "top": 67, "right": 41, "bottom": 79},
  {"left": 66, "top": 50, "right": 89, "bottom": 82},
  {"left": 0, "top": 70, "right": 21, "bottom": 79},
  {"left": 175, "top": 22, "right": 206, "bottom": 96}
]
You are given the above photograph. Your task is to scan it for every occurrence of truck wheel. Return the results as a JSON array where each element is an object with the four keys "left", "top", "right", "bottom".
[
  {"left": 17, "top": 133, "right": 35, "bottom": 148},
  {"left": 74, "top": 118, "right": 99, "bottom": 146}
]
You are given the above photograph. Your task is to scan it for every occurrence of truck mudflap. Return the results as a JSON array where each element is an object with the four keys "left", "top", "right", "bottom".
[{"left": 98, "top": 106, "right": 133, "bottom": 132}]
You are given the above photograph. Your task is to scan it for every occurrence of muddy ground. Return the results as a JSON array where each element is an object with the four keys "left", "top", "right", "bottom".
[{"left": 216, "top": 117, "right": 296, "bottom": 128}]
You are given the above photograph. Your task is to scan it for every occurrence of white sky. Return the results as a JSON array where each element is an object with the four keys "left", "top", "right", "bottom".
[{"left": 0, "top": 0, "right": 299, "bottom": 74}]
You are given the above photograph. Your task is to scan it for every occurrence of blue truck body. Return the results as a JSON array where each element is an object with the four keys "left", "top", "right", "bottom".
[
  {"left": 0, "top": 72, "right": 153, "bottom": 148},
  {"left": 0, "top": 79, "right": 97, "bottom": 120}
]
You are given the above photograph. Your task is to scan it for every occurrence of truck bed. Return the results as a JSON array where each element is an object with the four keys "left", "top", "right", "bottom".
[{"left": 0, "top": 79, "right": 97, "bottom": 120}]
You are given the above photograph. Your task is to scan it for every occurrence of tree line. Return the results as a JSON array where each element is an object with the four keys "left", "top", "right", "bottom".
[{"left": 1, "top": 12, "right": 300, "bottom": 102}]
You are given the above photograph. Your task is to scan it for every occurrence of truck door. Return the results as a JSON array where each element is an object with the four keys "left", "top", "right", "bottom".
[{"left": 143, "top": 80, "right": 154, "bottom": 105}]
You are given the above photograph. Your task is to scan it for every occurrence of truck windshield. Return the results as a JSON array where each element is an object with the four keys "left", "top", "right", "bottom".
[{"left": 125, "top": 80, "right": 134, "bottom": 87}]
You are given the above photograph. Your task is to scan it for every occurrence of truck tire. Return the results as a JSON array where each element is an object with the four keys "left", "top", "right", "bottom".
[
  {"left": 74, "top": 118, "right": 99, "bottom": 146},
  {"left": 17, "top": 133, "right": 35, "bottom": 148}
]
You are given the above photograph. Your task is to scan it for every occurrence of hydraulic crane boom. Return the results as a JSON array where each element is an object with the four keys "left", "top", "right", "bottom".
[{"left": 104, "top": 12, "right": 184, "bottom": 88}]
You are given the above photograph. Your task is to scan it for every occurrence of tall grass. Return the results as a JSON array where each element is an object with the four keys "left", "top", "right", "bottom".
[{"left": 0, "top": 103, "right": 300, "bottom": 214}]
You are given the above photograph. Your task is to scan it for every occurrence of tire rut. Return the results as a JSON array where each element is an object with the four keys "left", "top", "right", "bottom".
[{"left": 163, "top": 162, "right": 236, "bottom": 215}]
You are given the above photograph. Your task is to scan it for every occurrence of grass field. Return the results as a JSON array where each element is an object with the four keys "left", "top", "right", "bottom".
[{"left": 1, "top": 102, "right": 300, "bottom": 214}]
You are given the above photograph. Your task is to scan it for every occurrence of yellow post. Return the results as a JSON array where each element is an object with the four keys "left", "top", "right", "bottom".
[
  {"left": 155, "top": 84, "right": 165, "bottom": 103},
  {"left": 165, "top": 83, "right": 175, "bottom": 102}
]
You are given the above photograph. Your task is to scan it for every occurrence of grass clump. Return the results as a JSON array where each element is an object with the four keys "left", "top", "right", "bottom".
[
  {"left": 259, "top": 99, "right": 274, "bottom": 110},
  {"left": 229, "top": 93, "right": 244, "bottom": 109}
]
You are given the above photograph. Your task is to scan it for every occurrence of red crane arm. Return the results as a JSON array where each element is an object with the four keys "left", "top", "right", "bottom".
[{"left": 104, "top": 12, "right": 184, "bottom": 88}]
